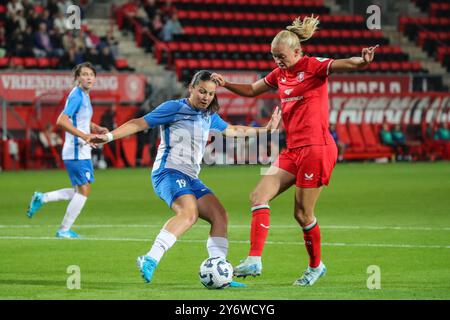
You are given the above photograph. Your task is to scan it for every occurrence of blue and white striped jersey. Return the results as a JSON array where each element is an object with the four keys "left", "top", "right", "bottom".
[
  {"left": 144, "top": 98, "right": 229, "bottom": 178},
  {"left": 61, "top": 86, "right": 93, "bottom": 160}
]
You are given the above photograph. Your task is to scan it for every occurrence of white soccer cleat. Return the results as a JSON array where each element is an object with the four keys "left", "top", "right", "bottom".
[
  {"left": 233, "top": 256, "right": 262, "bottom": 278},
  {"left": 293, "top": 262, "right": 327, "bottom": 286}
]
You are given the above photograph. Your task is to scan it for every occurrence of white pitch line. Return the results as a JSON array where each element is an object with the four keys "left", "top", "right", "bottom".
[
  {"left": 0, "top": 236, "right": 448, "bottom": 249},
  {"left": 0, "top": 224, "right": 449, "bottom": 231}
]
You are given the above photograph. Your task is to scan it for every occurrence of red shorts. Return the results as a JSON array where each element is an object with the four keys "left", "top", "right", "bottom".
[{"left": 273, "top": 144, "right": 338, "bottom": 188}]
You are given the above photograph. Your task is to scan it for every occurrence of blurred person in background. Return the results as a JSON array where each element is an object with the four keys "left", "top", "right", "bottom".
[
  {"left": 160, "top": 12, "right": 183, "bottom": 42},
  {"left": 26, "top": 62, "right": 109, "bottom": 239}
]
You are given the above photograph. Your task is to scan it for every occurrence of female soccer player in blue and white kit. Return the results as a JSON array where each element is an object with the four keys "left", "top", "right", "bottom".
[
  {"left": 89, "top": 70, "right": 281, "bottom": 285},
  {"left": 26, "top": 62, "right": 108, "bottom": 239}
]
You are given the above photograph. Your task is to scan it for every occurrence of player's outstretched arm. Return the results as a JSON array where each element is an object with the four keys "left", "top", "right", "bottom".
[
  {"left": 224, "top": 106, "right": 282, "bottom": 137},
  {"left": 211, "top": 73, "right": 272, "bottom": 97},
  {"left": 88, "top": 117, "right": 149, "bottom": 144},
  {"left": 330, "top": 45, "right": 379, "bottom": 73}
]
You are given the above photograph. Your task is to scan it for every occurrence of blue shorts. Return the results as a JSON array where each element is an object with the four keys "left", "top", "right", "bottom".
[
  {"left": 152, "top": 169, "right": 213, "bottom": 208},
  {"left": 64, "top": 160, "right": 94, "bottom": 186}
]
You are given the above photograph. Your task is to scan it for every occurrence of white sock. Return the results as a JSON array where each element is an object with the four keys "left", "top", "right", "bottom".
[
  {"left": 43, "top": 188, "right": 75, "bottom": 203},
  {"left": 302, "top": 218, "right": 317, "bottom": 231},
  {"left": 59, "top": 193, "right": 87, "bottom": 232},
  {"left": 207, "top": 236, "right": 228, "bottom": 258},
  {"left": 146, "top": 229, "right": 177, "bottom": 263}
]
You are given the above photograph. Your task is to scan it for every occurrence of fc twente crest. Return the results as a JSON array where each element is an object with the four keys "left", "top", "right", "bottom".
[{"left": 297, "top": 72, "right": 305, "bottom": 83}]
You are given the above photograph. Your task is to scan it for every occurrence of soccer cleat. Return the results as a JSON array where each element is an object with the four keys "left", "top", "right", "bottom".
[
  {"left": 27, "top": 192, "right": 44, "bottom": 218},
  {"left": 136, "top": 255, "right": 158, "bottom": 283},
  {"left": 233, "top": 256, "right": 262, "bottom": 278},
  {"left": 293, "top": 262, "right": 327, "bottom": 286},
  {"left": 228, "top": 281, "right": 247, "bottom": 288},
  {"left": 55, "top": 229, "right": 79, "bottom": 239}
]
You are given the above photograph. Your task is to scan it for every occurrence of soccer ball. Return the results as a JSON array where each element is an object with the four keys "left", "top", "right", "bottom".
[{"left": 199, "top": 257, "right": 233, "bottom": 289}]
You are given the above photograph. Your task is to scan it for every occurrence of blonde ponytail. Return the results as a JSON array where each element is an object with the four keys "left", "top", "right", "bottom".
[
  {"left": 272, "top": 15, "right": 319, "bottom": 49},
  {"left": 287, "top": 15, "right": 319, "bottom": 42}
]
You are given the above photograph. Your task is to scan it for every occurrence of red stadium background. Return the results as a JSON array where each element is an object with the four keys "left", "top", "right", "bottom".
[{"left": 0, "top": 0, "right": 449, "bottom": 171}]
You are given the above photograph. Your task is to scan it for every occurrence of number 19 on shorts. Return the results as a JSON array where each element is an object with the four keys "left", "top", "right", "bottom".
[{"left": 176, "top": 179, "right": 187, "bottom": 188}]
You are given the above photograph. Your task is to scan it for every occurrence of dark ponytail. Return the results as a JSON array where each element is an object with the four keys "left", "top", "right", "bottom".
[{"left": 189, "top": 70, "right": 220, "bottom": 113}]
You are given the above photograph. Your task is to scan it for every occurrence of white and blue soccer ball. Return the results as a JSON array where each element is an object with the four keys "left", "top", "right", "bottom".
[{"left": 199, "top": 257, "right": 233, "bottom": 289}]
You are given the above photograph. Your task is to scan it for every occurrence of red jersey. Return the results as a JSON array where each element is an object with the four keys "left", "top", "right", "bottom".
[{"left": 264, "top": 55, "right": 335, "bottom": 149}]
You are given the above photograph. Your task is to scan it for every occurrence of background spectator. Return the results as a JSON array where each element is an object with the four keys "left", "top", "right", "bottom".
[
  {"left": 160, "top": 12, "right": 183, "bottom": 42},
  {"left": 39, "top": 123, "right": 63, "bottom": 153},
  {"left": 0, "top": 0, "right": 119, "bottom": 71},
  {"left": 33, "top": 22, "right": 54, "bottom": 57},
  {"left": 434, "top": 122, "right": 449, "bottom": 141},
  {"left": 134, "top": 101, "right": 158, "bottom": 167},
  {"left": 98, "top": 46, "right": 116, "bottom": 71},
  {"left": 391, "top": 124, "right": 410, "bottom": 161}
]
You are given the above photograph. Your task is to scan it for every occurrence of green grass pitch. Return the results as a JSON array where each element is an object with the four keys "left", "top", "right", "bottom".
[{"left": 0, "top": 163, "right": 449, "bottom": 299}]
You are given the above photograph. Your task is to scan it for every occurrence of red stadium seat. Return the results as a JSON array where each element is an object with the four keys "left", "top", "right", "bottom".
[
  {"left": 188, "top": 11, "right": 201, "bottom": 20},
  {"left": 218, "top": 27, "right": 229, "bottom": 36},
  {"left": 380, "top": 61, "right": 390, "bottom": 72},
  {"left": 241, "top": 28, "right": 253, "bottom": 37},
  {"left": 226, "top": 43, "right": 238, "bottom": 53},
  {"left": 400, "top": 61, "right": 411, "bottom": 72},
  {"left": 335, "top": 123, "right": 351, "bottom": 147},
  {"left": 10, "top": 57, "right": 24, "bottom": 67},
  {"left": 37, "top": 57, "right": 51, "bottom": 68},
  {"left": 390, "top": 61, "right": 401, "bottom": 72},
  {"left": 199, "top": 59, "right": 211, "bottom": 69},
  {"left": 211, "top": 11, "right": 223, "bottom": 21},
  {"left": 179, "top": 43, "right": 191, "bottom": 52},
  {"left": 246, "top": 60, "right": 258, "bottom": 70},
  {"left": 50, "top": 57, "right": 59, "bottom": 68},
  {"left": 24, "top": 57, "right": 38, "bottom": 69},
  {"left": 195, "top": 26, "right": 208, "bottom": 35},
  {"left": 361, "top": 123, "right": 390, "bottom": 152},
  {"left": 244, "top": 12, "right": 256, "bottom": 22},
  {"left": 347, "top": 124, "right": 366, "bottom": 152},
  {"left": 207, "top": 27, "right": 219, "bottom": 36},
  {"left": 167, "top": 42, "right": 179, "bottom": 51},
  {"left": 252, "top": 28, "right": 264, "bottom": 38},
  {"left": 223, "top": 60, "right": 235, "bottom": 69},
  {"left": 203, "top": 43, "right": 216, "bottom": 52},
  {"left": 215, "top": 43, "right": 227, "bottom": 52},
  {"left": 0, "top": 57, "right": 9, "bottom": 68},
  {"left": 211, "top": 59, "right": 224, "bottom": 70},
  {"left": 258, "top": 60, "right": 271, "bottom": 70},
  {"left": 192, "top": 42, "right": 204, "bottom": 52},
  {"left": 234, "top": 60, "right": 247, "bottom": 70},
  {"left": 238, "top": 43, "right": 251, "bottom": 53},
  {"left": 411, "top": 61, "right": 422, "bottom": 72},
  {"left": 230, "top": 27, "right": 241, "bottom": 37},
  {"left": 187, "top": 59, "right": 200, "bottom": 69},
  {"left": 115, "top": 58, "right": 129, "bottom": 70}
]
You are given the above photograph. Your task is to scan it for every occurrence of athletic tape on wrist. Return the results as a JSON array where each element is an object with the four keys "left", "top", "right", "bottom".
[{"left": 106, "top": 132, "right": 114, "bottom": 142}]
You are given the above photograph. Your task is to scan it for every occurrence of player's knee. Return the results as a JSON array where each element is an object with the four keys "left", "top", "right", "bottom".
[
  {"left": 177, "top": 208, "right": 198, "bottom": 226},
  {"left": 250, "top": 190, "right": 268, "bottom": 206},
  {"left": 76, "top": 184, "right": 90, "bottom": 197},
  {"left": 294, "top": 208, "right": 315, "bottom": 227}
]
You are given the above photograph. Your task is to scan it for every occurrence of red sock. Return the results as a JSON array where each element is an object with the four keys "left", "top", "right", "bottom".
[
  {"left": 303, "top": 220, "right": 321, "bottom": 268},
  {"left": 248, "top": 205, "right": 270, "bottom": 256}
]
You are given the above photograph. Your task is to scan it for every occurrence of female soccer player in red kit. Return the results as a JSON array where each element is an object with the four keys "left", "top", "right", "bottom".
[{"left": 212, "top": 15, "right": 378, "bottom": 286}]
